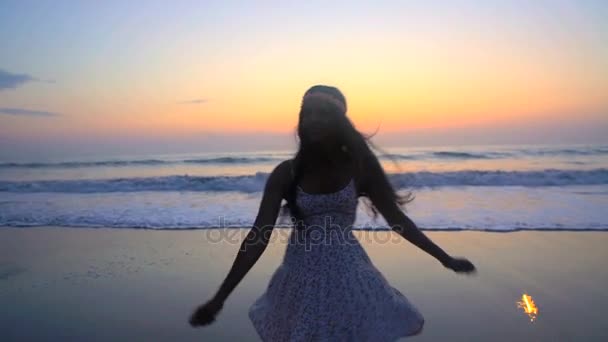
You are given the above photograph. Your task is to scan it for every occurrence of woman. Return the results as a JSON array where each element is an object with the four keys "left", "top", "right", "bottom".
[{"left": 189, "top": 85, "right": 476, "bottom": 341}]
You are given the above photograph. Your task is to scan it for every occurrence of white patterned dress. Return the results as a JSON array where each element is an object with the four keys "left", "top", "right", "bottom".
[{"left": 248, "top": 178, "right": 424, "bottom": 341}]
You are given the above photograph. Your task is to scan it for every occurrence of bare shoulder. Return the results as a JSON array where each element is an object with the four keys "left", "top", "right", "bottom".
[
  {"left": 264, "top": 159, "right": 294, "bottom": 197},
  {"left": 270, "top": 159, "right": 293, "bottom": 181}
]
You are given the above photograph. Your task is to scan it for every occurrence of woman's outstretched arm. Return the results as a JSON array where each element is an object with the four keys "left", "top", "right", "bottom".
[
  {"left": 189, "top": 160, "right": 291, "bottom": 327},
  {"left": 361, "top": 154, "right": 475, "bottom": 274}
]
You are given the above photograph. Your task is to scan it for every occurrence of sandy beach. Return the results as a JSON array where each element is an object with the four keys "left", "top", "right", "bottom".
[{"left": 1, "top": 227, "right": 607, "bottom": 341}]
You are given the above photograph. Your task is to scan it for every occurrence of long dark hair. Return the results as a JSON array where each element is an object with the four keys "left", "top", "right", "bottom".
[{"left": 281, "top": 85, "right": 413, "bottom": 229}]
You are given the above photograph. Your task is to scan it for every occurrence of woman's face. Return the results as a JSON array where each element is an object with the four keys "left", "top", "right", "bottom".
[{"left": 299, "top": 92, "right": 345, "bottom": 144}]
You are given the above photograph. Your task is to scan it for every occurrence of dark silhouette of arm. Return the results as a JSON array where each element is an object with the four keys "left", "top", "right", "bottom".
[
  {"left": 190, "top": 160, "right": 291, "bottom": 326},
  {"left": 361, "top": 154, "right": 474, "bottom": 273},
  {"left": 213, "top": 160, "right": 290, "bottom": 302}
]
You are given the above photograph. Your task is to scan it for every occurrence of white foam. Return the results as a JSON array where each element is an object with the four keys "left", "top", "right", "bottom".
[
  {"left": 1, "top": 186, "right": 607, "bottom": 230},
  {"left": 1, "top": 169, "right": 607, "bottom": 193}
]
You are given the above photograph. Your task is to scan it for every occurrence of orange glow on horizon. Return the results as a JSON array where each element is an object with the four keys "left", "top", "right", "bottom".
[{"left": 2, "top": 1, "right": 606, "bottom": 146}]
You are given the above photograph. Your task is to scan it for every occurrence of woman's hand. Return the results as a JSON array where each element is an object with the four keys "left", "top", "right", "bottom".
[
  {"left": 443, "top": 257, "right": 476, "bottom": 274},
  {"left": 189, "top": 297, "right": 224, "bottom": 327}
]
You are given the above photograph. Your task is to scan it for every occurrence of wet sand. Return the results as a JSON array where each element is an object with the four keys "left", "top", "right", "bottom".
[{"left": 1, "top": 227, "right": 607, "bottom": 341}]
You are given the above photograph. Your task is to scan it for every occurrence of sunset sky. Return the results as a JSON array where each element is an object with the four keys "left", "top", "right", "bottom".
[{"left": 1, "top": 0, "right": 607, "bottom": 159}]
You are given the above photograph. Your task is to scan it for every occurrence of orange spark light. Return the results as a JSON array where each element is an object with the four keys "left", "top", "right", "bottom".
[{"left": 517, "top": 293, "right": 539, "bottom": 322}]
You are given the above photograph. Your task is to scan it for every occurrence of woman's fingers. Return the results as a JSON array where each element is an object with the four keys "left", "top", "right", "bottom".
[
  {"left": 189, "top": 306, "right": 215, "bottom": 327},
  {"left": 449, "top": 258, "right": 476, "bottom": 274}
]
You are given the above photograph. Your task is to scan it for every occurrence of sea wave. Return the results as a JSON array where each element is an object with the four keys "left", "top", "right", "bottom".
[
  {"left": 183, "top": 156, "right": 278, "bottom": 164},
  {"left": 1, "top": 169, "right": 607, "bottom": 193},
  {"left": 430, "top": 151, "right": 506, "bottom": 159},
  {"left": 524, "top": 147, "right": 608, "bottom": 156},
  {"left": 0, "top": 156, "right": 281, "bottom": 168},
  {"left": 2, "top": 146, "right": 606, "bottom": 169}
]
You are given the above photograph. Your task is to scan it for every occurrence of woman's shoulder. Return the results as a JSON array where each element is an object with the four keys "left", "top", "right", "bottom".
[
  {"left": 265, "top": 159, "right": 295, "bottom": 191},
  {"left": 275, "top": 158, "right": 295, "bottom": 177}
]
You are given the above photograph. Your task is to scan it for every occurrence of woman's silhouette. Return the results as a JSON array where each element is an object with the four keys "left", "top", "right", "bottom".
[{"left": 189, "top": 85, "right": 475, "bottom": 340}]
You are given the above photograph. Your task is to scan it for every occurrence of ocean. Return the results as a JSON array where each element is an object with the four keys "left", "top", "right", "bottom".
[{"left": 1, "top": 143, "right": 607, "bottom": 231}]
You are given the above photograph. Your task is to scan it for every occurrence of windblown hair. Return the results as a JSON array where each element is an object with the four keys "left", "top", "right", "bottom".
[{"left": 281, "top": 85, "right": 413, "bottom": 229}]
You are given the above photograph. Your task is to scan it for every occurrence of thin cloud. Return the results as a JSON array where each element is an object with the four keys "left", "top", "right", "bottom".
[
  {"left": 0, "top": 107, "right": 60, "bottom": 117},
  {"left": 0, "top": 69, "right": 54, "bottom": 90},
  {"left": 179, "top": 99, "right": 209, "bottom": 104},
  {"left": 0, "top": 69, "right": 37, "bottom": 90}
]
